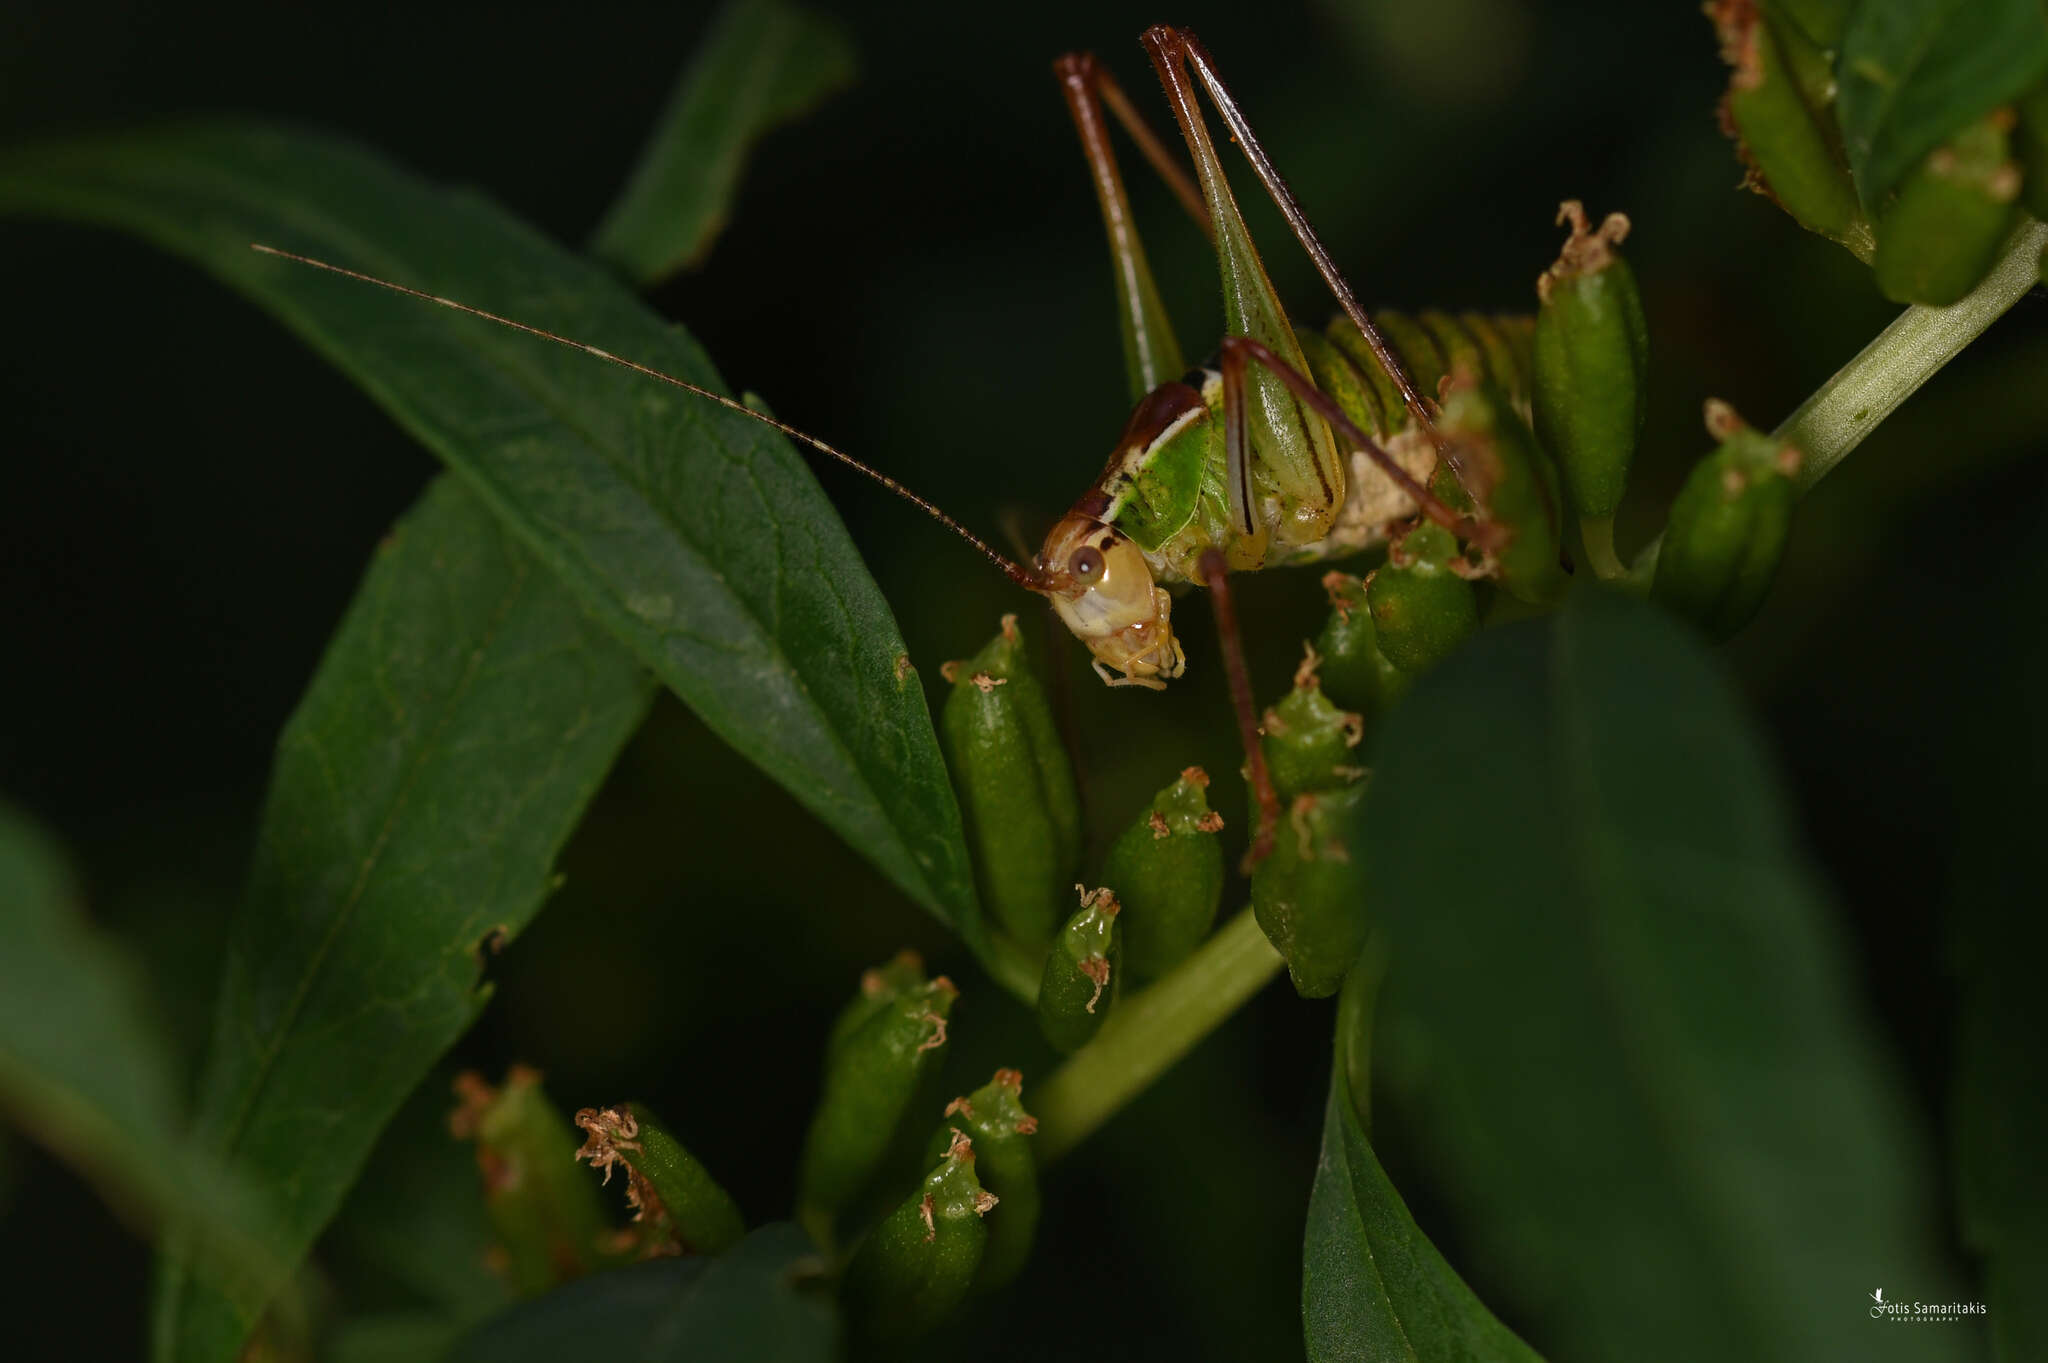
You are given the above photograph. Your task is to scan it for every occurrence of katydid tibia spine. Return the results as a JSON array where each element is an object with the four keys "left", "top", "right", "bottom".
[{"left": 252, "top": 24, "right": 1542, "bottom": 864}]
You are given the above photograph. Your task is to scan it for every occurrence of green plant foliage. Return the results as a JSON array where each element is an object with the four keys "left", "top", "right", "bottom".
[
  {"left": 445, "top": 1224, "right": 835, "bottom": 1362},
  {"left": 1835, "top": 0, "right": 2048, "bottom": 211},
  {"left": 0, "top": 118, "right": 984, "bottom": 957},
  {"left": 1303, "top": 968, "right": 1544, "bottom": 1363},
  {"left": 0, "top": 806, "right": 266, "bottom": 1291},
  {"left": 590, "top": 0, "right": 856, "bottom": 285},
  {"left": 1357, "top": 590, "right": 1963, "bottom": 1363},
  {"left": 145, "top": 477, "right": 651, "bottom": 1362}
]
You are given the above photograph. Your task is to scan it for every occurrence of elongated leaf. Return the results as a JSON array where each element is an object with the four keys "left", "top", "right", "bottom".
[
  {"left": 147, "top": 476, "right": 652, "bottom": 1362},
  {"left": 446, "top": 1223, "right": 835, "bottom": 1362},
  {"left": 1949, "top": 505, "right": 2048, "bottom": 1361},
  {"left": 1304, "top": 967, "right": 1543, "bottom": 1363},
  {"left": 0, "top": 120, "right": 981, "bottom": 948},
  {"left": 1836, "top": 0, "right": 2048, "bottom": 209},
  {"left": 1357, "top": 590, "right": 1962, "bottom": 1363},
  {"left": 0, "top": 804, "right": 262, "bottom": 1273},
  {"left": 590, "top": 0, "right": 856, "bottom": 283}
]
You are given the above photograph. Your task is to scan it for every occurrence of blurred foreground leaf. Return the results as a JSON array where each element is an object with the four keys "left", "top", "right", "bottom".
[
  {"left": 0, "top": 805, "right": 271, "bottom": 1311},
  {"left": 1303, "top": 963, "right": 1544, "bottom": 1362},
  {"left": 1836, "top": 0, "right": 2048, "bottom": 210},
  {"left": 1358, "top": 590, "right": 1961, "bottom": 1363},
  {"left": 144, "top": 477, "right": 651, "bottom": 1362},
  {"left": 0, "top": 118, "right": 982, "bottom": 955},
  {"left": 590, "top": 0, "right": 856, "bottom": 284},
  {"left": 446, "top": 1223, "right": 835, "bottom": 1362}
]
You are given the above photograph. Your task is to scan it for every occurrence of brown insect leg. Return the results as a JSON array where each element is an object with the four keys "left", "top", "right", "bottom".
[{"left": 1199, "top": 548, "right": 1280, "bottom": 870}]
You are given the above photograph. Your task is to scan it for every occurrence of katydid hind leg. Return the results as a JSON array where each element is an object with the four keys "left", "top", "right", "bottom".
[
  {"left": 1147, "top": 26, "right": 1482, "bottom": 504},
  {"left": 1055, "top": 52, "right": 1189, "bottom": 402},
  {"left": 1140, "top": 27, "right": 1342, "bottom": 544},
  {"left": 1054, "top": 52, "right": 1210, "bottom": 237}
]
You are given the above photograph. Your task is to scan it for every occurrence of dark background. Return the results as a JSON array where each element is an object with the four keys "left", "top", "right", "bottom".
[{"left": 4, "top": 0, "right": 2044, "bottom": 1357}]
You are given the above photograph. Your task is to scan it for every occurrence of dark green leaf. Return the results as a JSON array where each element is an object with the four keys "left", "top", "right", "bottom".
[
  {"left": 1357, "top": 590, "right": 1963, "bottom": 1363},
  {"left": 1949, "top": 503, "right": 2048, "bottom": 1361},
  {"left": 0, "top": 803, "right": 263, "bottom": 1274},
  {"left": 590, "top": 0, "right": 856, "bottom": 283},
  {"left": 1304, "top": 966, "right": 1544, "bottom": 1363},
  {"left": 150, "top": 476, "right": 653, "bottom": 1362},
  {"left": 324, "top": 1312, "right": 464, "bottom": 1363},
  {"left": 0, "top": 120, "right": 981, "bottom": 947},
  {"left": 1836, "top": 0, "right": 2048, "bottom": 209},
  {"left": 446, "top": 1223, "right": 836, "bottom": 1362}
]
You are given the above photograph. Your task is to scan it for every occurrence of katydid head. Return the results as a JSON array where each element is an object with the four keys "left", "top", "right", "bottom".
[{"left": 1035, "top": 514, "right": 1185, "bottom": 690}]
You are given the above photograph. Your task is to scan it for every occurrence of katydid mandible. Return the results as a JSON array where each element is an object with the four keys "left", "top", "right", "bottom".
[{"left": 253, "top": 25, "right": 1547, "bottom": 860}]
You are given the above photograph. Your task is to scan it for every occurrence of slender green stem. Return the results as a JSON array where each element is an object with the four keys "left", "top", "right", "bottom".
[
  {"left": 1032, "top": 908, "right": 1282, "bottom": 1163},
  {"left": 1627, "top": 220, "right": 2048, "bottom": 584}
]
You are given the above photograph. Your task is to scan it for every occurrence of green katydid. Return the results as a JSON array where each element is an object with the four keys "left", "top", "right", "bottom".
[{"left": 255, "top": 25, "right": 1545, "bottom": 860}]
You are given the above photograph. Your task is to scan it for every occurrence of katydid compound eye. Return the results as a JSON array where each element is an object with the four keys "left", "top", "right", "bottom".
[{"left": 1069, "top": 546, "right": 1106, "bottom": 582}]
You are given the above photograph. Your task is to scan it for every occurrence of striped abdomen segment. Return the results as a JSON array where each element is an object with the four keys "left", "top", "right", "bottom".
[{"left": 1297, "top": 309, "right": 1535, "bottom": 442}]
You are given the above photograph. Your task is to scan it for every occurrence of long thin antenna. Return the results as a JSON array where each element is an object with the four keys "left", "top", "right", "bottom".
[{"left": 249, "top": 244, "right": 1043, "bottom": 591}]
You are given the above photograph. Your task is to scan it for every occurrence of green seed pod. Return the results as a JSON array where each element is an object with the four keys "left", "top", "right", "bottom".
[
  {"left": 842, "top": 1129, "right": 998, "bottom": 1343},
  {"left": 1440, "top": 373, "right": 1568, "bottom": 605},
  {"left": 1653, "top": 399, "right": 1802, "bottom": 639},
  {"left": 573, "top": 1102, "right": 745, "bottom": 1256},
  {"left": 1711, "top": 1, "right": 1871, "bottom": 256},
  {"left": 1101, "top": 766, "right": 1226, "bottom": 982},
  {"left": 1533, "top": 203, "right": 1649, "bottom": 553},
  {"left": 1873, "top": 111, "right": 2024, "bottom": 307},
  {"left": 941, "top": 614, "right": 1082, "bottom": 948},
  {"left": 797, "top": 969, "right": 957, "bottom": 1243},
  {"left": 1250, "top": 784, "right": 1370, "bottom": 999},
  {"left": 925, "top": 1068, "right": 1040, "bottom": 1290},
  {"left": 1038, "top": 886, "right": 1122, "bottom": 1054},
  {"left": 2015, "top": 81, "right": 2048, "bottom": 220},
  {"left": 1366, "top": 522, "right": 1479, "bottom": 675},
  {"left": 826, "top": 949, "right": 927, "bottom": 1064},
  {"left": 449, "top": 1067, "right": 615, "bottom": 1295},
  {"left": 1314, "top": 571, "right": 1409, "bottom": 721},
  {"left": 1260, "top": 646, "right": 1366, "bottom": 805}
]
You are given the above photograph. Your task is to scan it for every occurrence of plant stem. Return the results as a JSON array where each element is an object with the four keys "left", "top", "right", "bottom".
[
  {"left": 1627, "top": 220, "right": 2048, "bottom": 584},
  {"left": 1032, "top": 908, "right": 1282, "bottom": 1163}
]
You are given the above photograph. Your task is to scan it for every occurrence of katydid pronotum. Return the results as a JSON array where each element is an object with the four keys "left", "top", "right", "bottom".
[{"left": 254, "top": 25, "right": 1545, "bottom": 862}]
